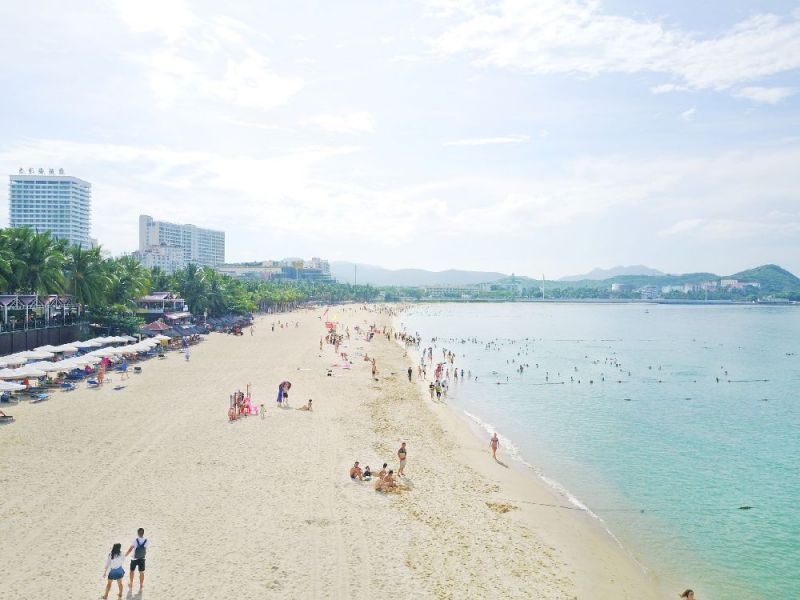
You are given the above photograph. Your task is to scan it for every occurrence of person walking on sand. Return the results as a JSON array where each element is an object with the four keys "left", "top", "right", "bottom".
[
  {"left": 101, "top": 543, "right": 125, "bottom": 599},
  {"left": 125, "top": 528, "right": 149, "bottom": 592},
  {"left": 407, "top": 366, "right": 413, "bottom": 382},
  {"left": 490, "top": 433, "right": 500, "bottom": 460},
  {"left": 397, "top": 442, "right": 407, "bottom": 476}
]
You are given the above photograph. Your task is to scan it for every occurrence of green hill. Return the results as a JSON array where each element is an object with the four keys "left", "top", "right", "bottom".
[
  {"left": 490, "top": 264, "right": 800, "bottom": 296},
  {"left": 729, "top": 264, "right": 800, "bottom": 293}
]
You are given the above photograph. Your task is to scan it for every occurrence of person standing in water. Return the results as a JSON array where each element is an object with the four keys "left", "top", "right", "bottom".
[
  {"left": 490, "top": 433, "right": 500, "bottom": 460},
  {"left": 101, "top": 543, "right": 125, "bottom": 599}
]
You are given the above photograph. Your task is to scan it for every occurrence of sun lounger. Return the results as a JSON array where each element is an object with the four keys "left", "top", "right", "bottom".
[
  {"left": 29, "top": 393, "right": 49, "bottom": 403},
  {"left": 60, "top": 383, "right": 76, "bottom": 391},
  {"left": 87, "top": 379, "right": 100, "bottom": 387},
  {"left": 0, "top": 413, "right": 14, "bottom": 424}
]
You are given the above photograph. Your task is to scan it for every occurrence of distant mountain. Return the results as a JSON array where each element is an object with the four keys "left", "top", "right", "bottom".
[
  {"left": 330, "top": 261, "right": 506, "bottom": 286},
  {"left": 560, "top": 265, "right": 665, "bottom": 281}
]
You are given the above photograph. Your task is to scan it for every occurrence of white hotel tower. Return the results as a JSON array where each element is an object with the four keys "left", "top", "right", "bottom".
[
  {"left": 9, "top": 169, "right": 92, "bottom": 248},
  {"left": 138, "top": 215, "right": 225, "bottom": 268}
]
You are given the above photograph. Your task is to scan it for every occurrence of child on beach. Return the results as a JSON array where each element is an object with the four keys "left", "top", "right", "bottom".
[{"left": 101, "top": 543, "right": 125, "bottom": 599}]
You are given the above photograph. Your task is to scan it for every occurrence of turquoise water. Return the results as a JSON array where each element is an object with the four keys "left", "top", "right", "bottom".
[{"left": 400, "top": 303, "right": 800, "bottom": 600}]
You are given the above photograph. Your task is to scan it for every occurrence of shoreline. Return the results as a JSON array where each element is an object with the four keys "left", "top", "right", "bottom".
[
  {"left": 392, "top": 317, "right": 664, "bottom": 598},
  {"left": 1, "top": 304, "right": 662, "bottom": 598}
]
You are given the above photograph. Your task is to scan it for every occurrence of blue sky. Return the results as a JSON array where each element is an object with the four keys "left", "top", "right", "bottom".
[{"left": 1, "top": 0, "right": 799, "bottom": 277}]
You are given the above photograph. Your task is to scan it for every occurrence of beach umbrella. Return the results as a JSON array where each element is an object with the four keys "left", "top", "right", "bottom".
[
  {"left": 74, "top": 340, "right": 101, "bottom": 349},
  {"left": 0, "top": 368, "right": 20, "bottom": 379},
  {"left": 34, "top": 345, "right": 59, "bottom": 352},
  {"left": 1, "top": 355, "right": 29, "bottom": 366},
  {"left": 52, "top": 344, "right": 79, "bottom": 353},
  {"left": 9, "top": 366, "right": 47, "bottom": 378},
  {"left": 0, "top": 380, "right": 26, "bottom": 391},
  {"left": 18, "top": 350, "right": 55, "bottom": 360},
  {"left": 30, "top": 360, "right": 72, "bottom": 373},
  {"left": 153, "top": 334, "right": 170, "bottom": 341}
]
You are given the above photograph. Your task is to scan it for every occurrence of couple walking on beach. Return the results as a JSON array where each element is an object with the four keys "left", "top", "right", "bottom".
[{"left": 101, "top": 528, "right": 149, "bottom": 599}]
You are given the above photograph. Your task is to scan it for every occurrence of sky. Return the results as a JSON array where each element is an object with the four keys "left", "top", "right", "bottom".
[{"left": 1, "top": 0, "right": 799, "bottom": 278}]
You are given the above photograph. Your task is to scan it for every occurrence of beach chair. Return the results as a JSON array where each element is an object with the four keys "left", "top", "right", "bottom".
[
  {"left": 87, "top": 379, "right": 100, "bottom": 388},
  {"left": 60, "top": 383, "right": 76, "bottom": 392},
  {"left": 29, "top": 393, "right": 49, "bottom": 403},
  {"left": 0, "top": 413, "right": 14, "bottom": 424}
]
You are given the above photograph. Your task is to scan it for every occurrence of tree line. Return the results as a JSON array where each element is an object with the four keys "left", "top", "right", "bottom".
[{"left": 0, "top": 227, "right": 381, "bottom": 332}]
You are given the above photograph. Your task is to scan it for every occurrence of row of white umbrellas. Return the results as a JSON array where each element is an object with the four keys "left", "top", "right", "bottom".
[
  {"left": 0, "top": 335, "right": 144, "bottom": 367},
  {"left": 0, "top": 335, "right": 170, "bottom": 380}
]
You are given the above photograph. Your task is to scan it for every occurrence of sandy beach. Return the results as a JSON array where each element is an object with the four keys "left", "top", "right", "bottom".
[{"left": 0, "top": 305, "right": 661, "bottom": 599}]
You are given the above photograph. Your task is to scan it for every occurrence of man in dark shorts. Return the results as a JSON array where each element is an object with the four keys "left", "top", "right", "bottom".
[
  {"left": 407, "top": 366, "right": 413, "bottom": 382},
  {"left": 125, "top": 528, "right": 149, "bottom": 592},
  {"left": 397, "top": 442, "right": 407, "bottom": 477}
]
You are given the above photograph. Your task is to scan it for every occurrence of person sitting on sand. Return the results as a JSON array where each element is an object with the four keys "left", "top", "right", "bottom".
[
  {"left": 350, "top": 461, "right": 363, "bottom": 481},
  {"left": 377, "top": 470, "right": 396, "bottom": 491},
  {"left": 298, "top": 399, "right": 313, "bottom": 411},
  {"left": 377, "top": 463, "right": 388, "bottom": 481},
  {"left": 363, "top": 466, "right": 372, "bottom": 481}
]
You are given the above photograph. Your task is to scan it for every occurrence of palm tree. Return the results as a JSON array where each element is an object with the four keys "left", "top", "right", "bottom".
[
  {"left": 65, "top": 245, "right": 111, "bottom": 305},
  {"left": 4, "top": 228, "right": 66, "bottom": 294},
  {"left": 149, "top": 267, "right": 172, "bottom": 291},
  {"left": 174, "top": 264, "right": 210, "bottom": 315},
  {"left": 106, "top": 256, "right": 151, "bottom": 307}
]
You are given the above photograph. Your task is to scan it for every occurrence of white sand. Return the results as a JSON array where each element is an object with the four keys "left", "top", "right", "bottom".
[{"left": 0, "top": 305, "right": 661, "bottom": 599}]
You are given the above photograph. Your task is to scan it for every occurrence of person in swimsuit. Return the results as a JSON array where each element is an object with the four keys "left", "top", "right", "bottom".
[
  {"left": 679, "top": 590, "right": 695, "bottom": 599},
  {"left": 397, "top": 442, "right": 407, "bottom": 476},
  {"left": 350, "top": 461, "right": 363, "bottom": 480},
  {"left": 490, "top": 433, "right": 500, "bottom": 460},
  {"left": 377, "top": 463, "right": 388, "bottom": 481},
  {"left": 378, "top": 470, "right": 396, "bottom": 491},
  {"left": 363, "top": 466, "right": 372, "bottom": 481}
]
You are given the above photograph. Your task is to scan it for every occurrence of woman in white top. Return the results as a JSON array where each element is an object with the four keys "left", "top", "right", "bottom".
[{"left": 102, "top": 543, "right": 125, "bottom": 599}]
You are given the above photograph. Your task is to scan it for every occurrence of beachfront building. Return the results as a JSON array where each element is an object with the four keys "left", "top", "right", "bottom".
[
  {"left": 9, "top": 169, "right": 92, "bottom": 248},
  {"left": 638, "top": 285, "right": 660, "bottom": 300},
  {"left": 131, "top": 244, "right": 186, "bottom": 274},
  {"left": 422, "top": 284, "right": 478, "bottom": 299},
  {"left": 611, "top": 283, "right": 634, "bottom": 293},
  {"left": 135, "top": 292, "right": 188, "bottom": 322},
  {"left": 217, "top": 257, "right": 333, "bottom": 282},
  {"left": 138, "top": 215, "right": 225, "bottom": 268}
]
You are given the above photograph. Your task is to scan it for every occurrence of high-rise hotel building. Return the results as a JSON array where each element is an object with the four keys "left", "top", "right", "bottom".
[
  {"left": 9, "top": 169, "right": 92, "bottom": 247},
  {"left": 138, "top": 215, "right": 225, "bottom": 268}
]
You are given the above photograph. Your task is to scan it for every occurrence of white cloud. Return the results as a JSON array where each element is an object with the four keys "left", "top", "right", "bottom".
[
  {"left": 303, "top": 112, "right": 376, "bottom": 134},
  {"left": 443, "top": 134, "right": 529, "bottom": 147},
  {"left": 680, "top": 107, "right": 696, "bottom": 121},
  {"left": 734, "top": 86, "right": 796, "bottom": 104},
  {"left": 114, "top": 3, "right": 303, "bottom": 111},
  {"left": 112, "top": 0, "right": 196, "bottom": 42},
  {"left": 432, "top": 1, "right": 800, "bottom": 94},
  {"left": 659, "top": 218, "right": 800, "bottom": 240}
]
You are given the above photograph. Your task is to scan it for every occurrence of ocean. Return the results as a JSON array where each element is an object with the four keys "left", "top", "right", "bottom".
[{"left": 399, "top": 303, "right": 800, "bottom": 600}]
